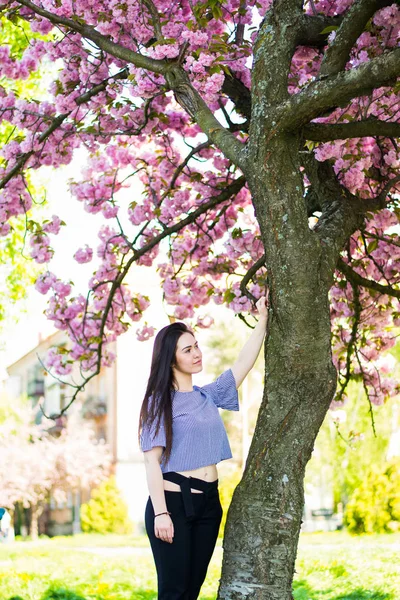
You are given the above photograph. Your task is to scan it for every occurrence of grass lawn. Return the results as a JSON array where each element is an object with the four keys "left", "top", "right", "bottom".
[{"left": 0, "top": 531, "right": 398, "bottom": 600}]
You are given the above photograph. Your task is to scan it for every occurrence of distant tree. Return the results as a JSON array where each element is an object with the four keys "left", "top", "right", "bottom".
[{"left": 0, "top": 403, "right": 111, "bottom": 539}]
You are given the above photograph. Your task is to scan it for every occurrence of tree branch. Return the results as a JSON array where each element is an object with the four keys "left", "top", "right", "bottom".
[
  {"left": 252, "top": 1, "right": 304, "bottom": 106},
  {"left": 234, "top": 0, "right": 246, "bottom": 45},
  {"left": 354, "top": 345, "right": 377, "bottom": 437},
  {"left": 304, "top": 119, "right": 400, "bottom": 141},
  {"left": 301, "top": 155, "right": 366, "bottom": 274},
  {"left": 297, "top": 14, "right": 343, "bottom": 48},
  {"left": 221, "top": 69, "right": 251, "bottom": 121},
  {"left": 48, "top": 175, "right": 246, "bottom": 416},
  {"left": 142, "top": 0, "right": 164, "bottom": 41},
  {"left": 11, "top": 3, "right": 247, "bottom": 172},
  {"left": 15, "top": 0, "right": 167, "bottom": 74},
  {"left": 165, "top": 141, "right": 211, "bottom": 193},
  {"left": 334, "top": 276, "right": 362, "bottom": 404},
  {"left": 363, "top": 174, "right": 400, "bottom": 212},
  {"left": 0, "top": 68, "right": 130, "bottom": 189},
  {"left": 280, "top": 48, "right": 400, "bottom": 131},
  {"left": 319, "top": 0, "right": 393, "bottom": 78},
  {"left": 305, "top": 155, "right": 400, "bottom": 278},
  {"left": 164, "top": 66, "right": 247, "bottom": 169},
  {"left": 239, "top": 254, "right": 266, "bottom": 303},
  {"left": 364, "top": 231, "right": 400, "bottom": 249},
  {"left": 337, "top": 257, "right": 400, "bottom": 298}
]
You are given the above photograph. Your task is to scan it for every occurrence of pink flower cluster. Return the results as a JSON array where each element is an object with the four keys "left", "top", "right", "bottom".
[
  {"left": 74, "top": 245, "right": 93, "bottom": 264},
  {"left": 330, "top": 216, "right": 400, "bottom": 408},
  {"left": 29, "top": 233, "right": 54, "bottom": 264},
  {"left": 136, "top": 324, "right": 155, "bottom": 341},
  {"left": 42, "top": 279, "right": 150, "bottom": 374}
]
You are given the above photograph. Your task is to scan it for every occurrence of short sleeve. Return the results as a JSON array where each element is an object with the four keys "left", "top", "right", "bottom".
[
  {"left": 200, "top": 368, "right": 239, "bottom": 411},
  {"left": 139, "top": 398, "right": 167, "bottom": 452}
]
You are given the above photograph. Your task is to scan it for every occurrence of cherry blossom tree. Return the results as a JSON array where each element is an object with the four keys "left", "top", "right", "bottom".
[
  {"left": 0, "top": 0, "right": 399, "bottom": 596},
  {"left": 0, "top": 407, "right": 55, "bottom": 539},
  {"left": 0, "top": 405, "right": 111, "bottom": 540}
]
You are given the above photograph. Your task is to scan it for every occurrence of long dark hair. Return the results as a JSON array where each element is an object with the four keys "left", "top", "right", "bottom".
[{"left": 138, "top": 322, "right": 192, "bottom": 466}]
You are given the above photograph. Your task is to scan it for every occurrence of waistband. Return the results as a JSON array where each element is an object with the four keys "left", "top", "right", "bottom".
[{"left": 163, "top": 472, "right": 218, "bottom": 519}]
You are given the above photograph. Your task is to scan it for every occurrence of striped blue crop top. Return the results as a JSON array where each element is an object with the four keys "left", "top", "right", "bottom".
[{"left": 139, "top": 368, "right": 239, "bottom": 473}]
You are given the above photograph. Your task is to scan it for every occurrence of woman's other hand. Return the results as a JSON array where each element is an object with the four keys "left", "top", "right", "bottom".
[
  {"left": 255, "top": 289, "right": 269, "bottom": 321},
  {"left": 155, "top": 513, "right": 174, "bottom": 543}
]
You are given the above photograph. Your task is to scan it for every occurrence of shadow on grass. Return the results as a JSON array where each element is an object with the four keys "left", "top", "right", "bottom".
[{"left": 293, "top": 579, "right": 392, "bottom": 600}]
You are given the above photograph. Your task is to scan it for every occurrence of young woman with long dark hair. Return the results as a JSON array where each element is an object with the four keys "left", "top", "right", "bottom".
[{"left": 138, "top": 295, "right": 268, "bottom": 599}]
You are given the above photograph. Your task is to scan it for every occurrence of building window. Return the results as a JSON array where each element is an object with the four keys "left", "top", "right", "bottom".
[{"left": 27, "top": 365, "right": 45, "bottom": 404}]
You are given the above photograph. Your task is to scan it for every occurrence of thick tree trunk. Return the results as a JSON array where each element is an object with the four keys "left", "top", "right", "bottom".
[
  {"left": 218, "top": 134, "right": 338, "bottom": 599},
  {"left": 218, "top": 355, "right": 336, "bottom": 599}
]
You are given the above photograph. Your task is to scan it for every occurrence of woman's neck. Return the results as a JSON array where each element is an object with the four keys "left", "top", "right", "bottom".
[{"left": 173, "top": 371, "right": 193, "bottom": 391}]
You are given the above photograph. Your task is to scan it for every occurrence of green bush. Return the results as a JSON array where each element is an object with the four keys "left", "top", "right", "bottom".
[
  {"left": 345, "top": 459, "right": 400, "bottom": 534},
  {"left": 218, "top": 466, "right": 242, "bottom": 538},
  {"left": 41, "top": 590, "right": 87, "bottom": 600},
  {"left": 80, "top": 476, "right": 133, "bottom": 534}
]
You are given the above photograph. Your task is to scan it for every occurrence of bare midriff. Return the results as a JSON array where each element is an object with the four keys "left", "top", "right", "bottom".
[{"left": 163, "top": 464, "right": 218, "bottom": 494}]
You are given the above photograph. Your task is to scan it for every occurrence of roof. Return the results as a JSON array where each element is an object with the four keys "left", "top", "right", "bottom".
[{"left": 6, "top": 329, "right": 66, "bottom": 375}]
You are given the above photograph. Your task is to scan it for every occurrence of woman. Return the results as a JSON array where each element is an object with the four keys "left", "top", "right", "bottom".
[{"left": 138, "top": 295, "right": 268, "bottom": 599}]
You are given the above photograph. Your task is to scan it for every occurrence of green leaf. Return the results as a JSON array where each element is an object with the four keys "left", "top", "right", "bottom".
[
  {"left": 320, "top": 25, "right": 339, "bottom": 35},
  {"left": 191, "top": 172, "right": 203, "bottom": 182},
  {"left": 209, "top": 65, "right": 222, "bottom": 75},
  {"left": 223, "top": 290, "right": 236, "bottom": 304},
  {"left": 231, "top": 227, "right": 243, "bottom": 239},
  {"left": 367, "top": 240, "right": 378, "bottom": 254}
]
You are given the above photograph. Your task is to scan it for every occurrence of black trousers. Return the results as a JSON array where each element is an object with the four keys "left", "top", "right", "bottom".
[{"left": 145, "top": 472, "right": 223, "bottom": 599}]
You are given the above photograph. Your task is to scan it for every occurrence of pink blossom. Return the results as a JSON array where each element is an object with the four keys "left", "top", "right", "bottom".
[
  {"left": 136, "top": 324, "right": 155, "bottom": 341},
  {"left": 74, "top": 245, "right": 94, "bottom": 263},
  {"left": 196, "top": 315, "right": 214, "bottom": 329},
  {"left": 42, "top": 215, "right": 62, "bottom": 235},
  {"left": 35, "top": 272, "right": 57, "bottom": 295},
  {"left": 181, "top": 30, "right": 209, "bottom": 48},
  {"left": 102, "top": 203, "right": 119, "bottom": 219}
]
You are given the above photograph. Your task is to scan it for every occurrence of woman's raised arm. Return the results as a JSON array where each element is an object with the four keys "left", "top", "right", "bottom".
[{"left": 231, "top": 293, "right": 269, "bottom": 389}]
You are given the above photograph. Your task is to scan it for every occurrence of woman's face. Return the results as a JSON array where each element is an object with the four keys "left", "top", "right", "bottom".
[{"left": 173, "top": 332, "right": 203, "bottom": 375}]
